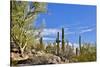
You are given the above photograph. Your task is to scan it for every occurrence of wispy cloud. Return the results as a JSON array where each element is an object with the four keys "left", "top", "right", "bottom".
[
  {"left": 41, "top": 25, "right": 95, "bottom": 42},
  {"left": 80, "top": 28, "right": 95, "bottom": 34},
  {"left": 77, "top": 25, "right": 96, "bottom": 30}
]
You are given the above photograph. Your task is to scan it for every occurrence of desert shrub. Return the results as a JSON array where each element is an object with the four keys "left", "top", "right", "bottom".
[
  {"left": 73, "top": 43, "right": 96, "bottom": 62},
  {"left": 34, "top": 43, "right": 45, "bottom": 51},
  {"left": 59, "top": 45, "right": 75, "bottom": 60},
  {"left": 45, "top": 44, "right": 56, "bottom": 54}
]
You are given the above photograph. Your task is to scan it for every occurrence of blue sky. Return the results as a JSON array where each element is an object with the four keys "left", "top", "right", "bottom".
[{"left": 34, "top": 3, "right": 96, "bottom": 44}]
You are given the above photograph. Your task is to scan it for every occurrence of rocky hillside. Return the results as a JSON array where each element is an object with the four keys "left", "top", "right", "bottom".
[{"left": 11, "top": 49, "right": 71, "bottom": 66}]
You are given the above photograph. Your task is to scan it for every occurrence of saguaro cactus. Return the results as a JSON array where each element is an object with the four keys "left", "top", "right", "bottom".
[
  {"left": 39, "top": 37, "right": 44, "bottom": 50},
  {"left": 40, "top": 37, "right": 43, "bottom": 44},
  {"left": 76, "top": 47, "right": 78, "bottom": 56},
  {"left": 79, "top": 35, "right": 81, "bottom": 54},
  {"left": 56, "top": 32, "right": 60, "bottom": 55},
  {"left": 62, "top": 28, "right": 65, "bottom": 52}
]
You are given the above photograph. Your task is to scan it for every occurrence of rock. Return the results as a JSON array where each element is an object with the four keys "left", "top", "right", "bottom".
[
  {"left": 36, "top": 51, "right": 45, "bottom": 56},
  {"left": 47, "top": 55, "right": 61, "bottom": 64},
  {"left": 11, "top": 50, "right": 62, "bottom": 65},
  {"left": 60, "top": 57, "right": 66, "bottom": 61},
  {"left": 11, "top": 52, "right": 29, "bottom": 62},
  {"left": 31, "top": 49, "right": 36, "bottom": 54},
  {"left": 18, "top": 53, "right": 62, "bottom": 65},
  {"left": 65, "top": 59, "right": 69, "bottom": 63},
  {"left": 32, "top": 50, "right": 61, "bottom": 63},
  {"left": 11, "top": 48, "right": 20, "bottom": 53},
  {"left": 11, "top": 52, "right": 21, "bottom": 60}
]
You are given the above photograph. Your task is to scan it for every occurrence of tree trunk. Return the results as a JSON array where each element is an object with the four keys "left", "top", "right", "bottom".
[{"left": 19, "top": 42, "right": 27, "bottom": 57}]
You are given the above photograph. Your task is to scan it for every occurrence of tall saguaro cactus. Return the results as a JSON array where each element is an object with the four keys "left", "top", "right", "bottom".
[
  {"left": 56, "top": 32, "right": 60, "bottom": 55},
  {"left": 62, "top": 28, "right": 65, "bottom": 52},
  {"left": 79, "top": 35, "right": 81, "bottom": 54}
]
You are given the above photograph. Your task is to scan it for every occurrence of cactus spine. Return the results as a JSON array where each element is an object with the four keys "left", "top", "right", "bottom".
[
  {"left": 62, "top": 28, "right": 65, "bottom": 52},
  {"left": 56, "top": 32, "right": 60, "bottom": 55}
]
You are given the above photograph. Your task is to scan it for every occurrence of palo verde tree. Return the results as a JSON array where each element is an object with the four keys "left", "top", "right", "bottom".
[{"left": 11, "top": 1, "right": 46, "bottom": 56}]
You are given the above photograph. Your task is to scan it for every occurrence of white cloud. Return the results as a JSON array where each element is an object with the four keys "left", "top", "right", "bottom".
[
  {"left": 41, "top": 28, "right": 61, "bottom": 36},
  {"left": 65, "top": 42, "right": 72, "bottom": 46},
  {"left": 80, "top": 28, "right": 95, "bottom": 33},
  {"left": 41, "top": 28, "right": 75, "bottom": 38},
  {"left": 73, "top": 43, "right": 79, "bottom": 48}
]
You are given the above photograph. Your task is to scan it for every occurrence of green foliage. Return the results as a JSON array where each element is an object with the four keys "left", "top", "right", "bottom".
[
  {"left": 73, "top": 44, "right": 96, "bottom": 62},
  {"left": 35, "top": 43, "right": 45, "bottom": 51},
  {"left": 60, "top": 45, "right": 75, "bottom": 59},
  {"left": 45, "top": 43, "right": 56, "bottom": 54}
]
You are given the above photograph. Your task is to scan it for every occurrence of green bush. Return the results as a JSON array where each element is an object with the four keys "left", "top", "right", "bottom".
[{"left": 73, "top": 44, "right": 96, "bottom": 62}]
